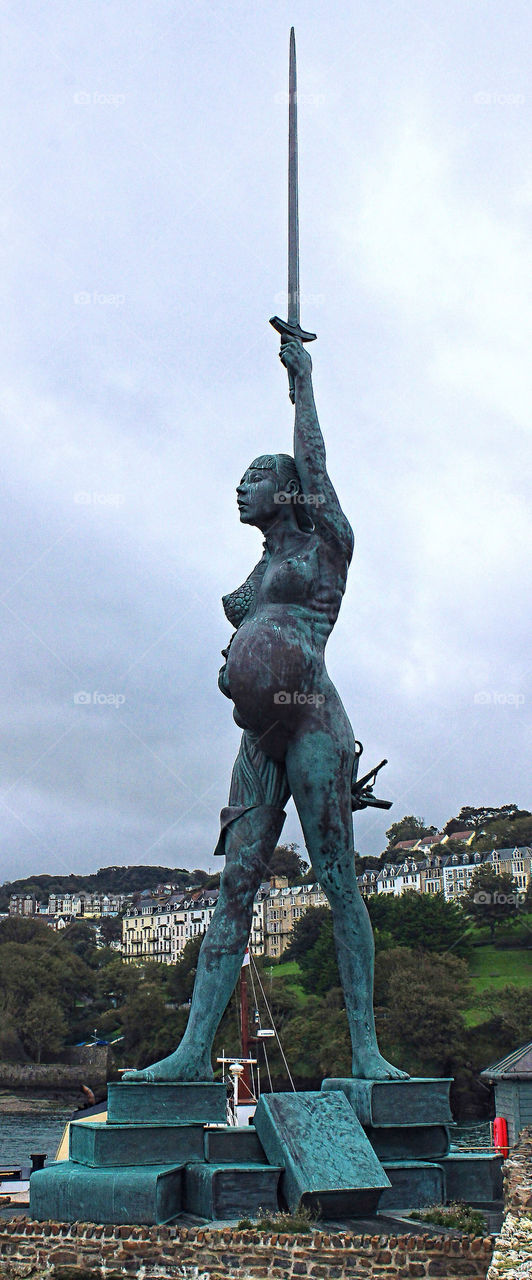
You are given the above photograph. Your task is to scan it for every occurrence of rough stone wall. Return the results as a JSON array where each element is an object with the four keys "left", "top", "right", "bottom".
[
  {"left": 0, "top": 1046, "right": 109, "bottom": 1090},
  {"left": 0, "top": 1218, "right": 493, "bottom": 1280},
  {"left": 487, "top": 1126, "right": 532, "bottom": 1280},
  {"left": 0, "top": 1065, "right": 95, "bottom": 1089}
]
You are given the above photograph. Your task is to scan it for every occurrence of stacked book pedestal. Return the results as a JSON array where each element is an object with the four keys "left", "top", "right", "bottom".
[
  {"left": 30, "top": 1083, "right": 281, "bottom": 1225},
  {"left": 30, "top": 1078, "right": 502, "bottom": 1225},
  {"left": 321, "top": 1078, "right": 503, "bottom": 1211}
]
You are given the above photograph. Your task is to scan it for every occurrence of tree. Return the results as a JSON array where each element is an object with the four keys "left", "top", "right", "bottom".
[
  {"left": 269, "top": 843, "right": 309, "bottom": 882},
  {"left": 278, "top": 994, "right": 351, "bottom": 1080},
  {"left": 469, "top": 812, "right": 532, "bottom": 854},
  {"left": 385, "top": 815, "right": 437, "bottom": 848},
  {"left": 374, "top": 947, "right": 470, "bottom": 1077},
  {"left": 0, "top": 938, "right": 94, "bottom": 1031},
  {"left": 98, "top": 916, "right": 123, "bottom": 947},
  {"left": 283, "top": 906, "right": 330, "bottom": 963},
  {"left": 21, "top": 995, "right": 67, "bottom": 1063},
  {"left": 299, "top": 913, "right": 339, "bottom": 996},
  {"left": 478, "top": 984, "right": 532, "bottom": 1048},
  {"left": 355, "top": 854, "right": 381, "bottom": 875},
  {"left": 120, "top": 982, "right": 170, "bottom": 1065},
  {"left": 449, "top": 805, "right": 520, "bottom": 834},
  {"left": 62, "top": 920, "right": 98, "bottom": 964},
  {"left": 168, "top": 934, "right": 205, "bottom": 1005},
  {"left": 462, "top": 866, "right": 522, "bottom": 941},
  {"left": 95, "top": 955, "right": 140, "bottom": 1008},
  {"left": 0, "top": 916, "right": 55, "bottom": 944},
  {"left": 0, "top": 1009, "right": 28, "bottom": 1061},
  {"left": 367, "top": 891, "right": 471, "bottom": 957}
]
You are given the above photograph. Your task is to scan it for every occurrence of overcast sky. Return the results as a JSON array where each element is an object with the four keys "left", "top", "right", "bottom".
[{"left": 1, "top": 0, "right": 531, "bottom": 884}]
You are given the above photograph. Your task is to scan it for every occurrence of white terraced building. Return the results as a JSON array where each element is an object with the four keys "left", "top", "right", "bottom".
[{"left": 120, "top": 845, "right": 532, "bottom": 963}]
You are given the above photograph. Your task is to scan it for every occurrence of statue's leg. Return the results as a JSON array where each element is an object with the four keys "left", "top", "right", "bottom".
[
  {"left": 286, "top": 725, "right": 408, "bottom": 1081},
  {"left": 123, "top": 734, "right": 289, "bottom": 1082}
]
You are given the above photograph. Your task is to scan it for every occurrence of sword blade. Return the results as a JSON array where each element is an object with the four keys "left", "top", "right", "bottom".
[
  {"left": 288, "top": 26, "right": 299, "bottom": 327},
  {"left": 270, "top": 27, "right": 316, "bottom": 383}
]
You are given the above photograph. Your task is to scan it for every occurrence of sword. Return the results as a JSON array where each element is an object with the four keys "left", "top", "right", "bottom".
[{"left": 270, "top": 27, "right": 316, "bottom": 402}]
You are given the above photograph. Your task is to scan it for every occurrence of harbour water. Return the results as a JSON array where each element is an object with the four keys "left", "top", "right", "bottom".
[{"left": 0, "top": 1094, "right": 78, "bottom": 1169}]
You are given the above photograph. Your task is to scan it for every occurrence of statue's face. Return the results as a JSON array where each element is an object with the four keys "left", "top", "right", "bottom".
[{"left": 236, "top": 465, "right": 279, "bottom": 525}]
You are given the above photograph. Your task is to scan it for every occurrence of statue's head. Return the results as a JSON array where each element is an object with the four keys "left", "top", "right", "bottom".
[{"left": 236, "top": 453, "right": 312, "bottom": 531}]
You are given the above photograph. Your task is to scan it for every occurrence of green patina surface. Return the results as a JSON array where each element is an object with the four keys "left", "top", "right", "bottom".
[
  {"left": 185, "top": 1162, "right": 281, "bottom": 1220},
  {"left": 30, "top": 1160, "right": 184, "bottom": 1225},
  {"left": 379, "top": 1161, "right": 445, "bottom": 1212},
  {"left": 254, "top": 1089, "right": 389, "bottom": 1216},
  {"left": 70, "top": 1119, "right": 205, "bottom": 1167},
  {"left": 321, "top": 1077, "right": 453, "bottom": 1127},
  {"left": 106, "top": 1081, "right": 227, "bottom": 1125},
  {"left": 439, "top": 1151, "right": 503, "bottom": 1202},
  {"left": 204, "top": 1125, "right": 266, "bottom": 1165},
  {"left": 366, "top": 1123, "right": 451, "bottom": 1161}
]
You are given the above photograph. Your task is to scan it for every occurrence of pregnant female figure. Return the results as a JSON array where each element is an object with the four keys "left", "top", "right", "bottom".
[{"left": 124, "top": 340, "right": 407, "bottom": 1083}]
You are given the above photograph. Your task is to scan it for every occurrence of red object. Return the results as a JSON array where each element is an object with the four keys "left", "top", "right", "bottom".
[
  {"left": 238, "top": 963, "right": 251, "bottom": 1105},
  {"left": 493, "top": 1115, "right": 509, "bottom": 1159}
]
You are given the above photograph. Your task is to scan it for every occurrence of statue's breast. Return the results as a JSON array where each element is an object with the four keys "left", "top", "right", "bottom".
[
  {"left": 222, "top": 581, "right": 254, "bottom": 629},
  {"left": 258, "top": 549, "right": 316, "bottom": 606}
]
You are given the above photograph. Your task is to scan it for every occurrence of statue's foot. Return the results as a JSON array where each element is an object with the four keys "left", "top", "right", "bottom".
[
  {"left": 122, "top": 1047, "right": 214, "bottom": 1083},
  {"left": 351, "top": 1050, "right": 409, "bottom": 1081}
]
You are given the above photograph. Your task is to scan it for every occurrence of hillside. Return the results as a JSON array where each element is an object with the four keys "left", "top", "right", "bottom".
[{"left": 0, "top": 864, "right": 214, "bottom": 912}]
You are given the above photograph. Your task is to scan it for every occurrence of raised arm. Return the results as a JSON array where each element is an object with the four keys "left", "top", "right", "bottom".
[{"left": 280, "top": 340, "right": 354, "bottom": 557}]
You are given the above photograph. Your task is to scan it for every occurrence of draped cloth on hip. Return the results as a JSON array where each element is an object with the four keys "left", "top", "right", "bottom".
[{"left": 213, "top": 730, "right": 290, "bottom": 857}]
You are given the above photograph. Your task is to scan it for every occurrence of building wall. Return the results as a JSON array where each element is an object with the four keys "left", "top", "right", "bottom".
[
  {"left": 494, "top": 1081, "right": 520, "bottom": 1148},
  {"left": 265, "top": 884, "right": 329, "bottom": 958},
  {"left": 122, "top": 884, "right": 329, "bottom": 964}
]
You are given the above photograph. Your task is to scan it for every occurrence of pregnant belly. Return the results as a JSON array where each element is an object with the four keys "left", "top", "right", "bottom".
[{"left": 225, "top": 616, "right": 324, "bottom": 731}]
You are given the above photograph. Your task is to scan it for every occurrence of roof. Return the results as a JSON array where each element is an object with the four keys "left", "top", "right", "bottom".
[
  {"left": 494, "top": 846, "right": 532, "bottom": 858},
  {"left": 481, "top": 1041, "right": 532, "bottom": 1080}
]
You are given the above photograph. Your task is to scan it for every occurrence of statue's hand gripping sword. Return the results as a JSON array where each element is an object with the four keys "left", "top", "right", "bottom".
[{"left": 270, "top": 28, "right": 316, "bottom": 402}]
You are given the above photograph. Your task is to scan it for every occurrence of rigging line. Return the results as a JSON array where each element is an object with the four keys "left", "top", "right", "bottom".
[
  {"left": 248, "top": 961, "right": 263, "bottom": 1098},
  {"left": 240, "top": 1075, "right": 257, "bottom": 1103},
  {"left": 249, "top": 956, "right": 273, "bottom": 1092},
  {"left": 250, "top": 952, "right": 296, "bottom": 1092}
]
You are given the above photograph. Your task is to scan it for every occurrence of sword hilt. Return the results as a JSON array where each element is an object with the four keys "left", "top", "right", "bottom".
[{"left": 270, "top": 315, "right": 317, "bottom": 403}]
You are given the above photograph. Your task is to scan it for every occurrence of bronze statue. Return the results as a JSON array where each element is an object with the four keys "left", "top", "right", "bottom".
[
  {"left": 124, "top": 338, "right": 407, "bottom": 1084},
  {"left": 124, "top": 30, "right": 407, "bottom": 1086}
]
